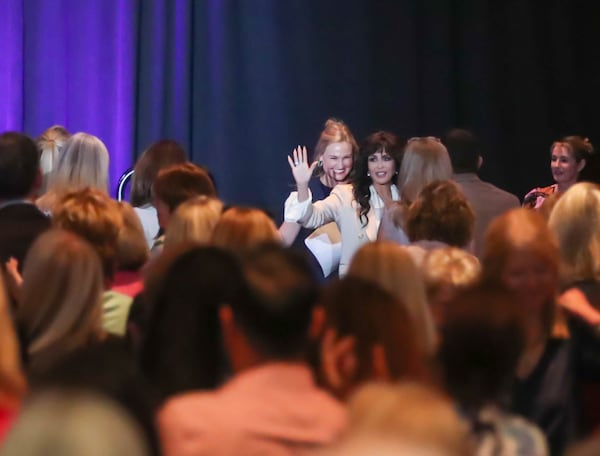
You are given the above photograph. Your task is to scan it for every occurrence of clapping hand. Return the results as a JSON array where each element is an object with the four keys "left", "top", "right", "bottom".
[{"left": 287, "top": 146, "right": 317, "bottom": 186}]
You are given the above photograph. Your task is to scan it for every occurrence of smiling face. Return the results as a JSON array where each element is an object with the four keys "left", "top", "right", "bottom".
[
  {"left": 321, "top": 142, "right": 353, "bottom": 185},
  {"left": 551, "top": 144, "right": 584, "bottom": 189},
  {"left": 367, "top": 150, "right": 395, "bottom": 186}
]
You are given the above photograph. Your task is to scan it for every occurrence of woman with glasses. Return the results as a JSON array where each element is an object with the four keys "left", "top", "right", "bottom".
[
  {"left": 378, "top": 136, "right": 453, "bottom": 244},
  {"left": 523, "top": 136, "right": 594, "bottom": 209},
  {"left": 284, "top": 131, "right": 402, "bottom": 276}
]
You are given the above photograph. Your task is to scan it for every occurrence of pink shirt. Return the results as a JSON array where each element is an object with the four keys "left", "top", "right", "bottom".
[{"left": 158, "top": 363, "right": 346, "bottom": 456}]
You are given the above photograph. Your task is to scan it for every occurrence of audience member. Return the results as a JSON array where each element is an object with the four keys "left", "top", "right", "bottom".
[
  {"left": 439, "top": 285, "right": 549, "bottom": 455},
  {"left": 211, "top": 206, "right": 280, "bottom": 253},
  {"left": 130, "top": 140, "right": 187, "bottom": 246},
  {"left": 347, "top": 241, "right": 437, "bottom": 355},
  {"left": 52, "top": 188, "right": 132, "bottom": 336},
  {"left": 315, "top": 277, "right": 427, "bottom": 400},
  {"left": 36, "top": 125, "right": 71, "bottom": 193},
  {"left": 378, "top": 136, "right": 453, "bottom": 244},
  {"left": 158, "top": 244, "right": 345, "bottom": 455},
  {"left": 37, "top": 132, "right": 110, "bottom": 213},
  {"left": 0, "top": 132, "right": 50, "bottom": 270},
  {"left": 163, "top": 196, "right": 223, "bottom": 250},
  {"left": 443, "top": 129, "right": 519, "bottom": 257}
]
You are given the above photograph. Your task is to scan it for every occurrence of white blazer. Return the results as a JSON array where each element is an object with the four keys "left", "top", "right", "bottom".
[{"left": 284, "top": 183, "right": 400, "bottom": 276}]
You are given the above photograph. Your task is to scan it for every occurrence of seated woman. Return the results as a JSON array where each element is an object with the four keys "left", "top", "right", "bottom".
[
  {"left": 314, "top": 277, "right": 428, "bottom": 400},
  {"left": 36, "top": 132, "right": 110, "bottom": 213},
  {"left": 129, "top": 140, "right": 187, "bottom": 247},
  {"left": 378, "top": 137, "right": 453, "bottom": 244},
  {"left": 523, "top": 136, "right": 594, "bottom": 209},
  {"left": 285, "top": 131, "right": 402, "bottom": 276},
  {"left": 481, "top": 208, "right": 575, "bottom": 455},
  {"left": 16, "top": 229, "right": 106, "bottom": 376},
  {"left": 347, "top": 241, "right": 437, "bottom": 355},
  {"left": 404, "top": 180, "right": 475, "bottom": 265},
  {"left": 35, "top": 125, "right": 70, "bottom": 194},
  {"left": 163, "top": 196, "right": 223, "bottom": 250},
  {"left": 211, "top": 206, "right": 280, "bottom": 254},
  {"left": 439, "top": 284, "right": 548, "bottom": 455}
]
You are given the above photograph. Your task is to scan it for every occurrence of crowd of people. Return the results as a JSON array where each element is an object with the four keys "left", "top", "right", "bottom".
[{"left": 0, "top": 122, "right": 599, "bottom": 455}]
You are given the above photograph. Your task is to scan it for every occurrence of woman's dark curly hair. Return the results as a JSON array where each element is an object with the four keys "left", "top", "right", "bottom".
[{"left": 352, "top": 131, "right": 403, "bottom": 226}]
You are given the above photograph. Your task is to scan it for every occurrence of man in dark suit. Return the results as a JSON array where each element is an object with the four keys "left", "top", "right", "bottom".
[
  {"left": 0, "top": 132, "right": 51, "bottom": 269},
  {"left": 443, "top": 129, "right": 520, "bottom": 258}
]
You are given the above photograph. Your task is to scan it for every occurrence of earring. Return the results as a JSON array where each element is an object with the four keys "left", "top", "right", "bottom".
[{"left": 367, "top": 172, "right": 371, "bottom": 177}]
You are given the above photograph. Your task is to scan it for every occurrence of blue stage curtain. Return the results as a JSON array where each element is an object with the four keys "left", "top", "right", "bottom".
[{"left": 1, "top": 0, "right": 600, "bottom": 217}]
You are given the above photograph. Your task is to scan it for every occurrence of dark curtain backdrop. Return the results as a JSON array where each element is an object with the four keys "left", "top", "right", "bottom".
[{"left": 1, "top": 0, "right": 599, "bottom": 220}]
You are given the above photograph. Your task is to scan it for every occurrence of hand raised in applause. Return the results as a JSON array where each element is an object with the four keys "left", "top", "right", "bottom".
[{"left": 287, "top": 146, "right": 317, "bottom": 187}]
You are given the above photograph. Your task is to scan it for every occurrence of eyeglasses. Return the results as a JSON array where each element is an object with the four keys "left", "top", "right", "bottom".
[{"left": 407, "top": 136, "right": 441, "bottom": 143}]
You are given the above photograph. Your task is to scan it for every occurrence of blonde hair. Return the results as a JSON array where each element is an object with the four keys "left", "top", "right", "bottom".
[
  {"left": 2, "top": 391, "right": 149, "bottom": 456},
  {"left": 164, "top": 196, "right": 223, "bottom": 249},
  {"left": 17, "top": 230, "right": 105, "bottom": 372},
  {"left": 347, "top": 242, "right": 437, "bottom": 354},
  {"left": 397, "top": 138, "right": 453, "bottom": 204},
  {"left": 312, "top": 118, "right": 358, "bottom": 176},
  {"left": 482, "top": 208, "right": 559, "bottom": 335},
  {"left": 0, "top": 273, "right": 26, "bottom": 407},
  {"left": 347, "top": 382, "right": 472, "bottom": 456},
  {"left": 52, "top": 188, "right": 124, "bottom": 280},
  {"left": 39, "top": 132, "right": 109, "bottom": 212},
  {"left": 116, "top": 202, "right": 149, "bottom": 271},
  {"left": 36, "top": 125, "right": 71, "bottom": 193},
  {"left": 421, "top": 247, "right": 480, "bottom": 306},
  {"left": 211, "top": 207, "right": 280, "bottom": 253},
  {"left": 548, "top": 182, "right": 600, "bottom": 284}
]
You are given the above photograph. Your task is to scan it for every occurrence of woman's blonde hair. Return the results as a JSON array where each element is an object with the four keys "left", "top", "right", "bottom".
[
  {"left": 164, "top": 196, "right": 223, "bottom": 249},
  {"left": 397, "top": 138, "right": 453, "bottom": 204},
  {"left": 347, "top": 382, "right": 472, "bottom": 456},
  {"left": 347, "top": 241, "right": 437, "bottom": 354},
  {"left": 548, "top": 182, "right": 600, "bottom": 284},
  {"left": 116, "top": 202, "right": 149, "bottom": 271},
  {"left": 482, "top": 208, "right": 559, "bottom": 335},
  {"left": 312, "top": 118, "right": 358, "bottom": 177},
  {"left": 17, "top": 230, "right": 105, "bottom": 372},
  {"left": 211, "top": 207, "right": 280, "bottom": 253},
  {"left": 36, "top": 125, "right": 71, "bottom": 193},
  {"left": 421, "top": 247, "right": 481, "bottom": 305}
]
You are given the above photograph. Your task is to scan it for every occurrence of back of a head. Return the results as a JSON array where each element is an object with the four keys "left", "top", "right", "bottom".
[
  {"left": 211, "top": 206, "right": 280, "bottom": 253},
  {"left": 0, "top": 132, "right": 40, "bottom": 200},
  {"left": 37, "top": 126, "right": 71, "bottom": 192},
  {"left": 152, "top": 162, "right": 216, "bottom": 212},
  {"left": 481, "top": 208, "right": 559, "bottom": 287},
  {"left": 398, "top": 137, "right": 453, "bottom": 204},
  {"left": 347, "top": 382, "right": 472, "bottom": 456},
  {"left": 319, "top": 277, "right": 425, "bottom": 386},
  {"left": 50, "top": 132, "right": 109, "bottom": 193},
  {"left": 53, "top": 188, "right": 124, "bottom": 280},
  {"left": 347, "top": 242, "right": 436, "bottom": 355},
  {"left": 141, "top": 246, "right": 243, "bottom": 397},
  {"left": 439, "top": 284, "right": 525, "bottom": 412},
  {"left": 164, "top": 196, "right": 223, "bottom": 249},
  {"left": 1, "top": 391, "right": 149, "bottom": 456},
  {"left": 18, "top": 229, "right": 104, "bottom": 373},
  {"left": 442, "top": 129, "right": 480, "bottom": 174},
  {"left": 406, "top": 180, "right": 475, "bottom": 247},
  {"left": 232, "top": 244, "right": 318, "bottom": 359},
  {"left": 548, "top": 182, "right": 600, "bottom": 283},
  {"left": 130, "top": 140, "right": 187, "bottom": 207}
]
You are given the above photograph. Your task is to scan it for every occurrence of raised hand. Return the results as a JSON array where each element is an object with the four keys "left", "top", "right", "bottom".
[{"left": 287, "top": 146, "right": 317, "bottom": 186}]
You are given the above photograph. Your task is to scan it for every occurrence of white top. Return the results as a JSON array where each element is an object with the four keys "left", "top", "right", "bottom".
[
  {"left": 133, "top": 204, "right": 159, "bottom": 248},
  {"left": 285, "top": 183, "right": 400, "bottom": 276}
]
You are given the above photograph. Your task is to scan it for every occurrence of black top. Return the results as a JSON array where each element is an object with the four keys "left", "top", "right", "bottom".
[
  {"left": 511, "top": 338, "right": 575, "bottom": 456},
  {"left": 0, "top": 202, "right": 50, "bottom": 268}
]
